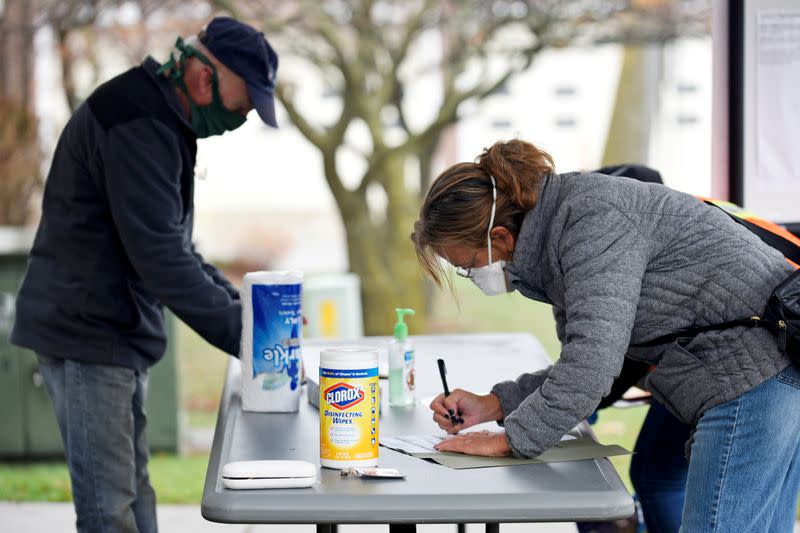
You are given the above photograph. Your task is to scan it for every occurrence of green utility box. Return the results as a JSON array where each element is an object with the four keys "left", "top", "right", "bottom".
[{"left": 0, "top": 231, "right": 180, "bottom": 458}]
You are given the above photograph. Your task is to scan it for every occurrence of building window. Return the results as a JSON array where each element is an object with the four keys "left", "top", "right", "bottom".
[
  {"left": 555, "top": 117, "right": 577, "bottom": 128},
  {"left": 554, "top": 85, "right": 577, "bottom": 97},
  {"left": 491, "top": 119, "right": 513, "bottom": 129}
]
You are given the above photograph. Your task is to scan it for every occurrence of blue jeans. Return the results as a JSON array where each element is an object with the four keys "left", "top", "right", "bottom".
[
  {"left": 681, "top": 363, "right": 800, "bottom": 532},
  {"left": 37, "top": 354, "right": 157, "bottom": 533}
]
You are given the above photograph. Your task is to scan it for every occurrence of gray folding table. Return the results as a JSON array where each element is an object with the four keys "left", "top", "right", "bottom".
[{"left": 201, "top": 333, "right": 634, "bottom": 531}]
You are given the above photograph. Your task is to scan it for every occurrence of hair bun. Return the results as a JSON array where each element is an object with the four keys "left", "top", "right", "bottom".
[{"left": 476, "top": 139, "right": 553, "bottom": 210}]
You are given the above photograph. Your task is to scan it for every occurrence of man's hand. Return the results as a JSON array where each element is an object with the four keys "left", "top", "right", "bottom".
[{"left": 434, "top": 430, "right": 511, "bottom": 457}]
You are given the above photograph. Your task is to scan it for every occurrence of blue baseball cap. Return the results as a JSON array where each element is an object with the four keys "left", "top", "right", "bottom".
[{"left": 199, "top": 17, "right": 279, "bottom": 127}]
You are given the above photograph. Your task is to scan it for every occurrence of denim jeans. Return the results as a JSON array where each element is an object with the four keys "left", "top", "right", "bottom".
[
  {"left": 630, "top": 400, "right": 690, "bottom": 533},
  {"left": 681, "top": 363, "right": 800, "bottom": 532},
  {"left": 36, "top": 354, "right": 157, "bottom": 533}
]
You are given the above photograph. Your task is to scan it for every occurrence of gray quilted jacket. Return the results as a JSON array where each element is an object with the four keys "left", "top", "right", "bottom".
[{"left": 491, "top": 171, "right": 794, "bottom": 458}]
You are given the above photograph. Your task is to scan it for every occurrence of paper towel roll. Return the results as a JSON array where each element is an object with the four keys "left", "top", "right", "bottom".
[{"left": 241, "top": 271, "right": 304, "bottom": 412}]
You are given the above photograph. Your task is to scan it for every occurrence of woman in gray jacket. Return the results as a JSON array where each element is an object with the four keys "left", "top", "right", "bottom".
[{"left": 413, "top": 139, "right": 800, "bottom": 532}]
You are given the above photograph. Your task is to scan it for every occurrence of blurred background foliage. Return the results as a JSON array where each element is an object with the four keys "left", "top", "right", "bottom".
[{"left": 1, "top": 0, "right": 710, "bottom": 332}]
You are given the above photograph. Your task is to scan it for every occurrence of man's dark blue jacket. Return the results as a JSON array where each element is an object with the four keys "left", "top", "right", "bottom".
[{"left": 11, "top": 57, "right": 241, "bottom": 371}]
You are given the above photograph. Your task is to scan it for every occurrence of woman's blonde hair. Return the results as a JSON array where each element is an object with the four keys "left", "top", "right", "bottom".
[{"left": 411, "top": 139, "right": 554, "bottom": 286}]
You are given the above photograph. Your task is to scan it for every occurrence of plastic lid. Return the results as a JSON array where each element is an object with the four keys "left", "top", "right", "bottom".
[
  {"left": 393, "top": 308, "right": 415, "bottom": 340},
  {"left": 320, "top": 346, "right": 378, "bottom": 363},
  {"left": 222, "top": 460, "right": 316, "bottom": 479}
]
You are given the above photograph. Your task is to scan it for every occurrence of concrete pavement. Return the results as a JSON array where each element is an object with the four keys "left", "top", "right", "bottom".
[
  {"left": 0, "top": 502, "right": 580, "bottom": 532},
  {"left": 5, "top": 501, "right": 800, "bottom": 532}
]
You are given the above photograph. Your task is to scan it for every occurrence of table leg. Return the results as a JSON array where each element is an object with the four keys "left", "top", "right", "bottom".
[
  {"left": 389, "top": 525, "right": 416, "bottom": 533},
  {"left": 457, "top": 525, "right": 466, "bottom": 533},
  {"left": 316, "top": 525, "right": 338, "bottom": 533},
  {"left": 486, "top": 523, "right": 500, "bottom": 533}
]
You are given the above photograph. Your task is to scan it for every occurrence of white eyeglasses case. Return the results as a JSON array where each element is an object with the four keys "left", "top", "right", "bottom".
[{"left": 221, "top": 460, "right": 317, "bottom": 489}]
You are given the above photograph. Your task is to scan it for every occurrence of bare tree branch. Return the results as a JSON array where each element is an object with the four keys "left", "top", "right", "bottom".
[
  {"left": 209, "top": 0, "right": 243, "bottom": 19},
  {"left": 189, "top": 0, "right": 711, "bottom": 333},
  {"left": 275, "top": 83, "right": 328, "bottom": 151}
]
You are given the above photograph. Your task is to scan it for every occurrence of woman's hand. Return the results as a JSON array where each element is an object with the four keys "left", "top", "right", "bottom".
[
  {"left": 429, "top": 389, "right": 504, "bottom": 434},
  {"left": 435, "top": 430, "right": 511, "bottom": 457}
]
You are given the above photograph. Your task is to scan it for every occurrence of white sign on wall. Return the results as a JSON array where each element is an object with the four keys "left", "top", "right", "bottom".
[
  {"left": 740, "top": 0, "right": 800, "bottom": 225},
  {"left": 756, "top": 11, "right": 800, "bottom": 191}
]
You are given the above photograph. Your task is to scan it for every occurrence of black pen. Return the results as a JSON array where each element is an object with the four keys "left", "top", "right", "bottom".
[
  {"left": 437, "top": 358, "right": 461, "bottom": 425},
  {"left": 437, "top": 358, "right": 451, "bottom": 397}
]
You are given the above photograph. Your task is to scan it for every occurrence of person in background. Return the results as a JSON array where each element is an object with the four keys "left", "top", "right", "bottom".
[
  {"left": 412, "top": 139, "right": 800, "bottom": 532},
  {"left": 10, "top": 17, "right": 278, "bottom": 533}
]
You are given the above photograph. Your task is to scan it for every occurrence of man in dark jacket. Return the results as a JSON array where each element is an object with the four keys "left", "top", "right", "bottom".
[{"left": 10, "top": 17, "right": 278, "bottom": 532}]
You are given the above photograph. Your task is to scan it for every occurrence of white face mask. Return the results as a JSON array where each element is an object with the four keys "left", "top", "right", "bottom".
[
  {"left": 469, "top": 259, "right": 511, "bottom": 296},
  {"left": 458, "top": 175, "right": 514, "bottom": 296}
]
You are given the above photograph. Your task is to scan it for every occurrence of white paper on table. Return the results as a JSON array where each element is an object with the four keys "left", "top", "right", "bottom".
[
  {"left": 380, "top": 435, "right": 444, "bottom": 454},
  {"left": 381, "top": 426, "right": 577, "bottom": 455}
]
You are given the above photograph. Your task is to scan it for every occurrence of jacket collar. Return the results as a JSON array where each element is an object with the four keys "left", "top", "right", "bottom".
[
  {"left": 506, "top": 171, "right": 565, "bottom": 298},
  {"left": 141, "top": 56, "right": 193, "bottom": 131}
]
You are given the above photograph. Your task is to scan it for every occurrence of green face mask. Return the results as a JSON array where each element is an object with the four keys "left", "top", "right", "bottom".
[{"left": 158, "top": 37, "right": 247, "bottom": 138}]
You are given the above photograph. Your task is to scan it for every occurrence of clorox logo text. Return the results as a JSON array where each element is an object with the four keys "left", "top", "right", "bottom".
[{"left": 324, "top": 382, "right": 365, "bottom": 410}]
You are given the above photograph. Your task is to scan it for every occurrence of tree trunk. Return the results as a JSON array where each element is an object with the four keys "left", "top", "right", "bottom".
[
  {"left": 341, "top": 210, "right": 427, "bottom": 336},
  {"left": 0, "top": 0, "right": 36, "bottom": 111},
  {"left": 0, "top": 0, "right": 40, "bottom": 226},
  {"left": 602, "top": 44, "right": 663, "bottom": 166},
  {"left": 57, "top": 28, "right": 81, "bottom": 112},
  {"left": 335, "top": 154, "right": 427, "bottom": 336}
]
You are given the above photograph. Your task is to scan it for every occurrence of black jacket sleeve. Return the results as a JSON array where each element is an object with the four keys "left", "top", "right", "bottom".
[
  {"left": 190, "top": 243, "right": 240, "bottom": 301},
  {"left": 101, "top": 117, "right": 241, "bottom": 355}
]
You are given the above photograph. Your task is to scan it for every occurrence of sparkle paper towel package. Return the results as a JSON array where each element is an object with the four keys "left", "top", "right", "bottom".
[{"left": 241, "top": 271, "right": 303, "bottom": 412}]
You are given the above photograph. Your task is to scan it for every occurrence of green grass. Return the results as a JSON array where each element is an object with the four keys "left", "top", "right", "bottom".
[
  {"left": 147, "top": 453, "right": 211, "bottom": 503},
  {"left": 590, "top": 407, "right": 648, "bottom": 492},
  {"left": 185, "top": 409, "right": 219, "bottom": 429},
  {"left": 176, "top": 321, "right": 229, "bottom": 414},
  {"left": 0, "top": 461, "right": 73, "bottom": 502},
  {"left": 0, "top": 453, "right": 211, "bottom": 503}
]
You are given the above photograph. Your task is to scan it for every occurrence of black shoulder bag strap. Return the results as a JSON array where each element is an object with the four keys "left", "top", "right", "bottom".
[
  {"left": 634, "top": 202, "right": 800, "bottom": 349},
  {"left": 715, "top": 203, "right": 800, "bottom": 265}
]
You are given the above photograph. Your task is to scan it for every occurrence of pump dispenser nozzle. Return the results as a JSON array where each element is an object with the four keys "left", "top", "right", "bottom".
[
  {"left": 393, "top": 308, "right": 415, "bottom": 341},
  {"left": 389, "top": 308, "right": 416, "bottom": 407}
]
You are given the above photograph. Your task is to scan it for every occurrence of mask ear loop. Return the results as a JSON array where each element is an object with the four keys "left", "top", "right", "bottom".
[
  {"left": 158, "top": 37, "right": 218, "bottom": 87},
  {"left": 487, "top": 175, "right": 497, "bottom": 264}
]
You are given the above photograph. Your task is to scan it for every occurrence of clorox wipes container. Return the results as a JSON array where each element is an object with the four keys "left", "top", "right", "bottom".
[{"left": 319, "top": 347, "right": 379, "bottom": 469}]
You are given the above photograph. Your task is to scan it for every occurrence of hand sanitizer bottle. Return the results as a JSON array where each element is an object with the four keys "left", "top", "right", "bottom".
[{"left": 389, "top": 308, "right": 415, "bottom": 407}]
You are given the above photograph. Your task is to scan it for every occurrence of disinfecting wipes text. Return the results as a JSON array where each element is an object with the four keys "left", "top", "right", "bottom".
[{"left": 320, "top": 367, "right": 379, "bottom": 463}]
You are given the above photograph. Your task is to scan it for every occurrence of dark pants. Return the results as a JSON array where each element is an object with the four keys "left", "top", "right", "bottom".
[
  {"left": 37, "top": 354, "right": 157, "bottom": 533},
  {"left": 629, "top": 401, "right": 689, "bottom": 533}
]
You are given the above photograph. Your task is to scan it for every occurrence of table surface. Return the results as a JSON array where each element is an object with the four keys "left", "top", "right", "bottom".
[{"left": 201, "top": 333, "right": 634, "bottom": 524}]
